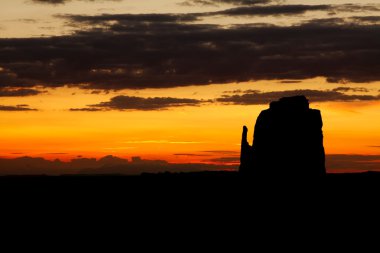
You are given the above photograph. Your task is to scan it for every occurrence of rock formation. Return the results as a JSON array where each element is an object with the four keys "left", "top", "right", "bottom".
[{"left": 240, "top": 96, "right": 326, "bottom": 177}]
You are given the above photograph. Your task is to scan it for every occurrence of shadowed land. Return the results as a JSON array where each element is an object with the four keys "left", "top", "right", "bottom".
[{"left": 1, "top": 172, "right": 380, "bottom": 197}]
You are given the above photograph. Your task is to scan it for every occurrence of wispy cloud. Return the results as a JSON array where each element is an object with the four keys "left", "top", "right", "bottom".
[
  {"left": 217, "top": 89, "right": 380, "bottom": 105},
  {"left": 179, "top": 0, "right": 273, "bottom": 6},
  {"left": 122, "top": 140, "right": 205, "bottom": 144},
  {"left": 204, "top": 156, "right": 240, "bottom": 164},
  {"left": 201, "top": 150, "right": 239, "bottom": 154},
  {"left": 0, "top": 88, "right": 43, "bottom": 97},
  {"left": 71, "top": 96, "right": 208, "bottom": 111},
  {"left": 28, "top": 0, "right": 121, "bottom": 5},
  {"left": 174, "top": 153, "right": 212, "bottom": 157},
  {"left": 0, "top": 104, "right": 37, "bottom": 111}
]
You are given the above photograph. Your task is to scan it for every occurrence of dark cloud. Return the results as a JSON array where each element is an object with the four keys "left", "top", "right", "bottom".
[
  {"left": 332, "top": 87, "right": 369, "bottom": 93},
  {"left": 1, "top": 9, "right": 380, "bottom": 90},
  {"left": 279, "top": 80, "right": 302, "bottom": 84},
  {"left": 333, "top": 4, "right": 380, "bottom": 13},
  {"left": 0, "top": 88, "right": 43, "bottom": 97},
  {"left": 179, "top": 3, "right": 379, "bottom": 16},
  {"left": 71, "top": 95, "right": 206, "bottom": 111},
  {"left": 180, "top": 0, "right": 273, "bottom": 6},
  {"left": 31, "top": 0, "right": 68, "bottom": 3},
  {"left": 62, "top": 5, "right": 353, "bottom": 24},
  {"left": 213, "top": 5, "right": 331, "bottom": 16},
  {"left": 217, "top": 89, "right": 380, "bottom": 105},
  {"left": 223, "top": 89, "right": 244, "bottom": 94},
  {"left": 174, "top": 153, "right": 212, "bottom": 157},
  {"left": 303, "top": 16, "right": 380, "bottom": 27},
  {"left": 0, "top": 67, "right": 36, "bottom": 87},
  {"left": 70, "top": 108, "right": 103, "bottom": 112},
  {"left": 201, "top": 150, "right": 239, "bottom": 154},
  {"left": 352, "top": 16, "right": 380, "bottom": 23},
  {"left": 30, "top": 0, "right": 120, "bottom": 5},
  {"left": 0, "top": 104, "right": 37, "bottom": 111},
  {"left": 326, "top": 155, "right": 380, "bottom": 173},
  {"left": 204, "top": 156, "right": 240, "bottom": 164},
  {"left": 0, "top": 155, "right": 236, "bottom": 176},
  {"left": 62, "top": 13, "right": 199, "bottom": 24}
]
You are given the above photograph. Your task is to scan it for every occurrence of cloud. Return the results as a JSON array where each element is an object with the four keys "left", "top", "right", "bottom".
[
  {"left": 279, "top": 80, "right": 303, "bottom": 84},
  {"left": 62, "top": 4, "right": 361, "bottom": 24},
  {"left": 29, "top": 0, "right": 120, "bottom": 5},
  {"left": 174, "top": 153, "right": 212, "bottom": 157},
  {"left": 180, "top": 2, "right": 379, "bottom": 16},
  {"left": 332, "top": 87, "right": 369, "bottom": 93},
  {"left": 70, "top": 108, "right": 103, "bottom": 112},
  {"left": 179, "top": 0, "right": 273, "bottom": 6},
  {"left": 333, "top": 4, "right": 380, "bottom": 13},
  {"left": 326, "top": 155, "right": 380, "bottom": 173},
  {"left": 71, "top": 95, "right": 206, "bottom": 111},
  {"left": 122, "top": 140, "right": 204, "bottom": 144},
  {"left": 0, "top": 104, "right": 37, "bottom": 111},
  {"left": 63, "top": 13, "right": 199, "bottom": 24},
  {"left": 351, "top": 16, "right": 380, "bottom": 24},
  {"left": 30, "top": 0, "right": 68, "bottom": 4},
  {"left": 201, "top": 150, "right": 240, "bottom": 154},
  {"left": 1, "top": 6, "right": 380, "bottom": 90},
  {"left": 0, "top": 155, "right": 236, "bottom": 176},
  {"left": 204, "top": 156, "right": 240, "bottom": 164},
  {"left": 212, "top": 5, "right": 332, "bottom": 16},
  {"left": 217, "top": 89, "right": 380, "bottom": 105},
  {"left": 0, "top": 88, "right": 43, "bottom": 97}
]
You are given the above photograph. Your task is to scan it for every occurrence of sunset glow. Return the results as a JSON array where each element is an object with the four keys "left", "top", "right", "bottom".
[{"left": 1, "top": 0, "right": 380, "bottom": 174}]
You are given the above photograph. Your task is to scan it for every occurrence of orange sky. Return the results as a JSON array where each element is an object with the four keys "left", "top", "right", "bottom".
[{"left": 1, "top": 78, "right": 380, "bottom": 167}]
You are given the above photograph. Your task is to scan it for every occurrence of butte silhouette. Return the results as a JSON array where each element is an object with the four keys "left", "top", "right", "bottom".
[{"left": 240, "top": 96, "right": 326, "bottom": 177}]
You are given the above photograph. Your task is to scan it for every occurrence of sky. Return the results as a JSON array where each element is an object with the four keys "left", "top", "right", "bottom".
[{"left": 1, "top": 0, "right": 380, "bottom": 174}]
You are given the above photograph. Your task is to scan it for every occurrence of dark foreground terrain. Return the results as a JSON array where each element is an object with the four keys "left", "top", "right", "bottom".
[
  {"left": 2, "top": 171, "right": 379, "bottom": 218},
  {"left": 2, "top": 171, "right": 380, "bottom": 192}
]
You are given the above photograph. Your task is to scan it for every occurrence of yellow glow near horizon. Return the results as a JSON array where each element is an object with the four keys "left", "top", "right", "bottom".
[{"left": 1, "top": 78, "right": 380, "bottom": 165}]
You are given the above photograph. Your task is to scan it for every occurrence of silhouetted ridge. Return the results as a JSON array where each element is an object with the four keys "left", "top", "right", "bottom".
[{"left": 240, "top": 96, "right": 326, "bottom": 177}]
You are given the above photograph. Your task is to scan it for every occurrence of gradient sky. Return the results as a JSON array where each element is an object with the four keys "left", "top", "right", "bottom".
[{"left": 1, "top": 0, "right": 380, "bottom": 174}]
